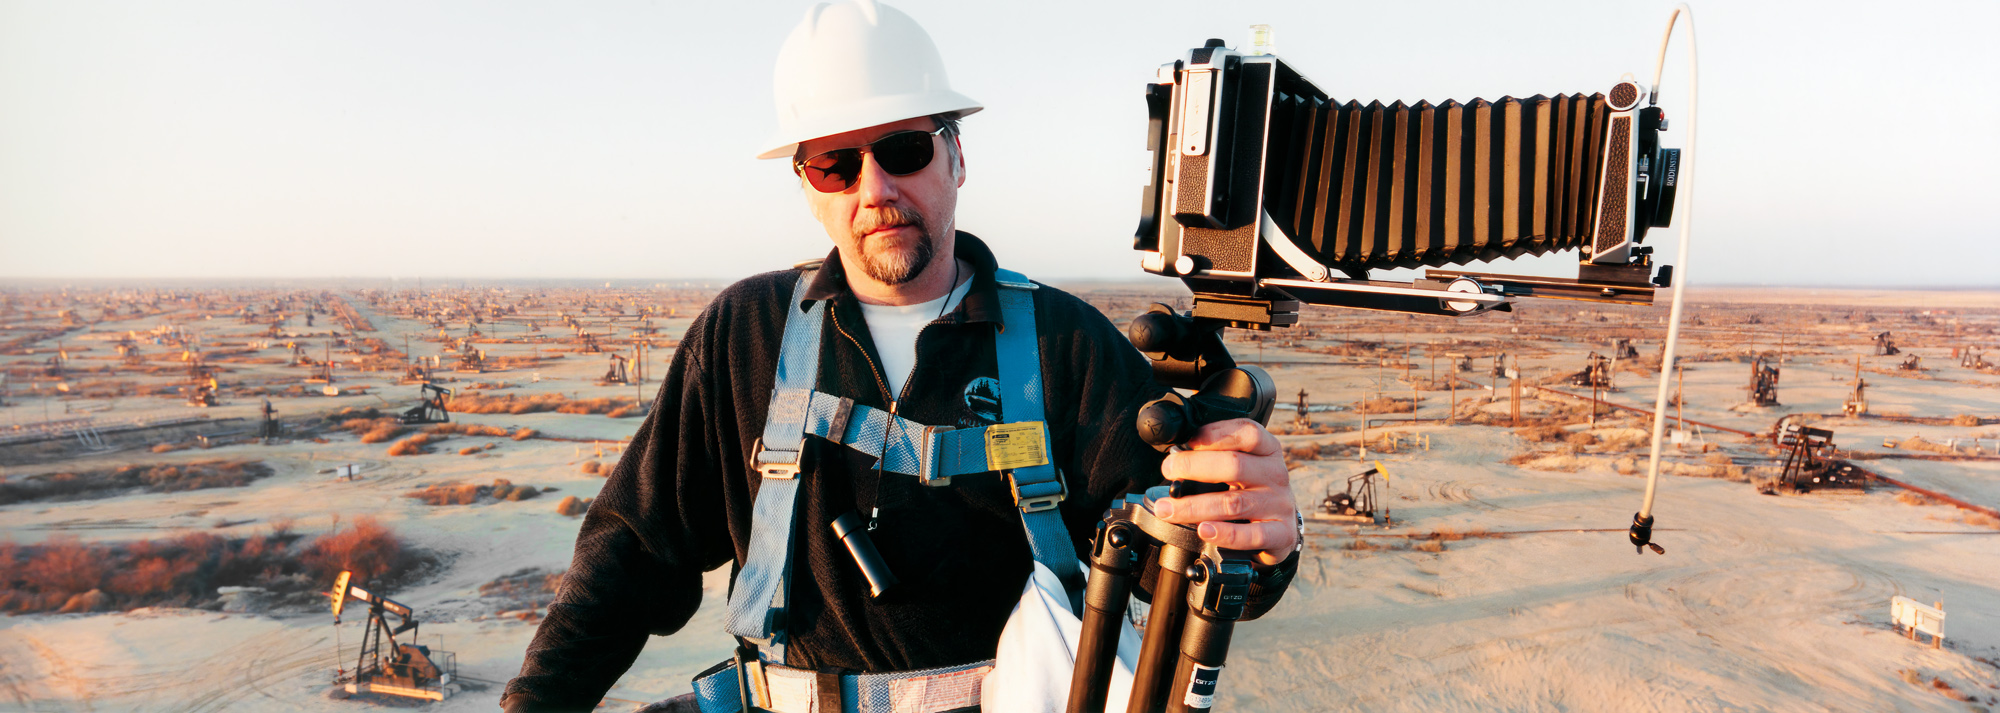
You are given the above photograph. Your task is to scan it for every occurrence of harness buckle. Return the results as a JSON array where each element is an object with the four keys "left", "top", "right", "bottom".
[
  {"left": 1009, "top": 469, "right": 1068, "bottom": 513},
  {"left": 750, "top": 438, "right": 801, "bottom": 480},
  {"left": 918, "top": 425, "right": 955, "bottom": 488}
]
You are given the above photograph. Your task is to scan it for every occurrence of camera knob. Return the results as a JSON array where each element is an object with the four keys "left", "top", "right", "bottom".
[
  {"left": 1127, "top": 311, "right": 1187, "bottom": 353},
  {"left": 1136, "top": 398, "right": 1190, "bottom": 449}
]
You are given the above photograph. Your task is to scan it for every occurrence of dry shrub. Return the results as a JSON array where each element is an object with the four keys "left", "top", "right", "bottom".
[
  {"left": 301, "top": 516, "right": 403, "bottom": 583},
  {"left": 0, "top": 461, "right": 273, "bottom": 505},
  {"left": 1897, "top": 436, "right": 1957, "bottom": 455},
  {"left": 1894, "top": 490, "right": 1944, "bottom": 506},
  {"left": 1353, "top": 396, "right": 1415, "bottom": 414},
  {"left": 1614, "top": 457, "right": 1640, "bottom": 475},
  {"left": 580, "top": 461, "right": 605, "bottom": 476},
  {"left": 0, "top": 520, "right": 421, "bottom": 614},
  {"left": 1929, "top": 677, "right": 1973, "bottom": 702},
  {"left": 1704, "top": 453, "right": 1733, "bottom": 466},
  {"left": 447, "top": 392, "right": 641, "bottom": 417},
  {"left": 511, "top": 428, "right": 538, "bottom": 441},
  {"left": 359, "top": 423, "right": 406, "bottom": 443},
  {"left": 1951, "top": 414, "right": 1981, "bottom": 428},
  {"left": 405, "top": 479, "right": 542, "bottom": 506},
  {"left": 607, "top": 403, "right": 645, "bottom": 419},
  {"left": 1286, "top": 445, "right": 1319, "bottom": 461},
  {"left": 1515, "top": 425, "right": 1570, "bottom": 443},
  {"left": 151, "top": 442, "right": 187, "bottom": 454},
  {"left": 479, "top": 567, "right": 564, "bottom": 610},
  {"left": 1343, "top": 538, "right": 1390, "bottom": 552},
  {"left": 430, "top": 422, "right": 510, "bottom": 438},
  {"left": 1962, "top": 511, "right": 2000, "bottom": 529},
  {"left": 1413, "top": 540, "right": 1445, "bottom": 553},
  {"left": 1564, "top": 431, "right": 1598, "bottom": 447},
  {"left": 555, "top": 495, "right": 592, "bottom": 517},
  {"left": 387, "top": 432, "right": 442, "bottom": 456}
]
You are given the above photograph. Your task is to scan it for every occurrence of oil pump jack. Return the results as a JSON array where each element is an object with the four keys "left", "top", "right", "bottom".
[
  {"left": 399, "top": 383, "right": 451, "bottom": 425},
  {"left": 328, "top": 570, "right": 458, "bottom": 701}
]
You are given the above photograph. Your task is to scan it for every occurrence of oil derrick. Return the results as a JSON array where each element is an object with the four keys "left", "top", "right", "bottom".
[
  {"left": 399, "top": 384, "right": 451, "bottom": 425},
  {"left": 1843, "top": 357, "right": 1868, "bottom": 417},
  {"left": 599, "top": 353, "right": 631, "bottom": 386},
  {"left": 43, "top": 347, "right": 66, "bottom": 378},
  {"left": 327, "top": 571, "right": 460, "bottom": 701},
  {"left": 1898, "top": 354, "right": 1922, "bottom": 371},
  {"left": 306, "top": 344, "right": 334, "bottom": 384},
  {"left": 1568, "top": 352, "right": 1614, "bottom": 389},
  {"left": 454, "top": 348, "right": 485, "bottom": 373},
  {"left": 1314, "top": 463, "right": 1386, "bottom": 525},
  {"left": 1748, "top": 352, "right": 1780, "bottom": 406},
  {"left": 1612, "top": 338, "right": 1639, "bottom": 360},
  {"left": 1874, "top": 331, "right": 1900, "bottom": 356},
  {"left": 260, "top": 398, "right": 283, "bottom": 441},
  {"left": 116, "top": 334, "right": 143, "bottom": 366},
  {"left": 185, "top": 358, "right": 219, "bottom": 407},
  {"left": 1764, "top": 419, "right": 1865, "bottom": 494},
  {"left": 1293, "top": 388, "right": 1311, "bottom": 427}
]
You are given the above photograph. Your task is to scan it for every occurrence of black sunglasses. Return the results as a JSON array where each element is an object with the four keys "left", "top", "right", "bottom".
[{"left": 793, "top": 126, "right": 947, "bottom": 193}]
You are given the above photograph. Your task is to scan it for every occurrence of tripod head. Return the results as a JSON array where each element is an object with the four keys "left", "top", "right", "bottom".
[{"left": 1127, "top": 303, "right": 1278, "bottom": 452}]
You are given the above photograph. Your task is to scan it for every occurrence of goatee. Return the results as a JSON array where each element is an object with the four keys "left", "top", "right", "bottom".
[{"left": 851, "top": 206, "right": 935, "bottom": 286}]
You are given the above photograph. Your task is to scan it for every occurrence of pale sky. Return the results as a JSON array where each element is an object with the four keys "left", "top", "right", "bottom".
[{"left": 2, "top": 0, "right": 1995, "bottom": 286}]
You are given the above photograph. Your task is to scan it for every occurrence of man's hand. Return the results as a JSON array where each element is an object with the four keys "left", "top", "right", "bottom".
[{"left": 1152, "top": 418, "right": 1298, "bottom": 566}]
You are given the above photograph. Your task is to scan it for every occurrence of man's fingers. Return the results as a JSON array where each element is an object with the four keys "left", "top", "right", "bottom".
[
  {"left": 1195, "top": 519, "right": 1297, "bottom": 562},
  {"left": 1155, "top": 487, "right": 1291, "bottom": 524},
  {"left": 1162, "top": 448, "right": 1289, "bottom": 487},
  {"left": 1184, "top": 418, "right": 1281, "bottom": 457}
]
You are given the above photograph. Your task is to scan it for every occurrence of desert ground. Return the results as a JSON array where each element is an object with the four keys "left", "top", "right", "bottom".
[{"left": 1, "top": 281, "right": 1996, "bottom": 712}]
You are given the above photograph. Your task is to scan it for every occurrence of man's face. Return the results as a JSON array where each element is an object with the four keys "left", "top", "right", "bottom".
[{"left": 797, "top": 117, "right": 964, "bottom": 286}]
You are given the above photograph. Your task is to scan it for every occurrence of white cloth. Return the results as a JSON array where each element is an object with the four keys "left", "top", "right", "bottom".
[
  {"left": 855, "top": 275, "right": 972, "bottom": 398},
  {"left": 981, "top": 560, "right": 1141, "bottom": 713}
]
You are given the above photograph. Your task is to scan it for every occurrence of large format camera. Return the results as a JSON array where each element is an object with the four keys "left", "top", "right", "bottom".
[{"left": 1134, "top": 39, "right": 1680, "bottom": 324}]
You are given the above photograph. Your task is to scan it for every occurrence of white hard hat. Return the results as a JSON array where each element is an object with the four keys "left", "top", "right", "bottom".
[{"left": 757, "top": 0, "right": 982, "bottom": 160}]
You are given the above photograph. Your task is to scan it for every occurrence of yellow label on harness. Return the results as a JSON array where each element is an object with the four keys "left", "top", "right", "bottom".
[{"left": 986, "top": 421, "right": 1051, "bottom": 471}]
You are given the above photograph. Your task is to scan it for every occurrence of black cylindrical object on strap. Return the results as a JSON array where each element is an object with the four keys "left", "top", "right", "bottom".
[{"left": 831, "top": 512, "right": 898, "bottom": 599}]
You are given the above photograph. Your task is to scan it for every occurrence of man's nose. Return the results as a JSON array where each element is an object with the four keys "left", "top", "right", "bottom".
[{"left": 853, "top": 152, "right": 902, "bottom": 207}]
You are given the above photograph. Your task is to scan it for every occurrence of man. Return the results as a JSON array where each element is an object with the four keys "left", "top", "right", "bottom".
[{"left": 502, "top": 2, "right": 1300, "bottom": 711}]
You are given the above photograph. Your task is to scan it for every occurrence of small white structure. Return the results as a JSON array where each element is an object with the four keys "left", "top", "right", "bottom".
[{"left": 1890, "top": 596, "right": 1946, "bottom": 649}]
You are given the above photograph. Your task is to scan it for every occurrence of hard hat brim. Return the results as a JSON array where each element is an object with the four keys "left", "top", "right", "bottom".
[{"left": 757, "top": 92, "right": 982, "bottom": 160}]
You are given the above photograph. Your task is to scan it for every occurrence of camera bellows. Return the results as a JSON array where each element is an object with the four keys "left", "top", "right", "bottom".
[{"left": 1264, "top": 93, "right": 1614, "bottom": 270}]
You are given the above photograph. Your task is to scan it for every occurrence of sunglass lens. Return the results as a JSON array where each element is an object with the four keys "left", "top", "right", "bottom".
[
  {"left": 874, "top": 132, "right": 936, "bottom": 176},
  {"left": 804, "top": 149, "right": 862, "bottom": 192}
]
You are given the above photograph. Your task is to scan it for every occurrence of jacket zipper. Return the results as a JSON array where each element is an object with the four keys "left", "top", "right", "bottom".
[{"left": 830, "top": 306, "right": 896, "bottom": 411}]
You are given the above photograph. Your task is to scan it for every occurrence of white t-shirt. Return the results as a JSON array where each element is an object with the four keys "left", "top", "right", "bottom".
[{"left": 856, "top": 275, "right": 973, "bottom": 399}]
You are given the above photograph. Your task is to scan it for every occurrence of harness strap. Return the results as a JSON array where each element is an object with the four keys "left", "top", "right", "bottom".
[
  {"left": 991, "top": 268, "right": 1084, "bottom": 609},
  {"left": 722, "top": 271, "right": 822, "bottom": 661},
  {"left": 693, "top": 657, "right": 994, "bottom": 713},
  {"left": 779, "top": 388, "right": 1051, "bottom": 484}
]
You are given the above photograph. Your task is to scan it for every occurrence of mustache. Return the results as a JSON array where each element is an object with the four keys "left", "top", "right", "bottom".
[{"left": 852, "top": 206, "right": 925, "bottom": 238}]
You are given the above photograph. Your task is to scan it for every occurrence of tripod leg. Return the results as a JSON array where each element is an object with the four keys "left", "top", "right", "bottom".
[
  {"left": 1128, "top": 543, "right": 1199, "bottom": 713},
  {"left": 1069, "top": 519, "right": 1141, "bottom": 713},
  {"left": 1166, "top": 557, "right": 1253, "bottom": 713}
]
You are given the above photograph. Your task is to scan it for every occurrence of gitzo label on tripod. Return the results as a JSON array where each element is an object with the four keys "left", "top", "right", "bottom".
[{"left": 1183, "top": 664, "right": 1224, "bottom": 709}]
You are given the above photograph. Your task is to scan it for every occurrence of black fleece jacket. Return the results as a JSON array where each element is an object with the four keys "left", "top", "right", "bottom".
[{"left": 501, "top": 233, "right": 1297, "bottom": 712}]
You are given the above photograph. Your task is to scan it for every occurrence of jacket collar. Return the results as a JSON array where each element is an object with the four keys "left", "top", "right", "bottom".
[{"left": 800, "top": 231, "right": 1006, "bottom": 325}]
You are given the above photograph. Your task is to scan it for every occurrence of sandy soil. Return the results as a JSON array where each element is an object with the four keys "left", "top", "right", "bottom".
[{"left": 1, "top": 284, "right": 1996, "bottom": 712}]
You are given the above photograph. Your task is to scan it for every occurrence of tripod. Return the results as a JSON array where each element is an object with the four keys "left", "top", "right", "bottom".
[{"left": 1068, "top": 305, "right": 1276, "bottom": 713}]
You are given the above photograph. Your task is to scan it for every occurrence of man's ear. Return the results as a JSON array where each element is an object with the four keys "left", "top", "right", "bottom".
[{"left": 952, "top": 136, "right": 966, "bottom": 187}]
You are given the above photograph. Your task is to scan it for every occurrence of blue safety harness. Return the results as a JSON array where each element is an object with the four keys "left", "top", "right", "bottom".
[{"left": 694, "top": 267, "right": 1081, "bottom": 713}]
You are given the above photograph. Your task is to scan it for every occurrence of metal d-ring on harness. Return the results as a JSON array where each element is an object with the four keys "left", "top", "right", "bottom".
[{"left": 694, "top": 267, "right": 1081, "bottom": 713}]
